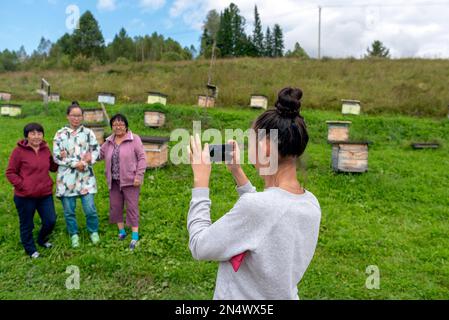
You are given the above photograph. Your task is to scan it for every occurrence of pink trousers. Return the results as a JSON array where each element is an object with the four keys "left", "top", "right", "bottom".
[{"left": 109, "top": 180, "right": 140, "bottom": 227}]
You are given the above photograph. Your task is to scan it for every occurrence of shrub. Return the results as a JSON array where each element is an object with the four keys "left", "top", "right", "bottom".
[
  {"left": 72, "top": 54, "right": 92, "bottom": 71},
  {"left": 116, "top": 57, "right": 131, "bottom": 65},
  {"left": 161, "top": 51, "right": 183, "bottom": 62}
]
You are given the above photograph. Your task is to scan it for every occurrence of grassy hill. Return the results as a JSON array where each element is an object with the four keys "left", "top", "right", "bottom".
[
  {"left": 1, "top": 57, "right": 449, "bottom": 117},
  {"left": 0, "top": 102, "right": 448, "bottom": 299}
]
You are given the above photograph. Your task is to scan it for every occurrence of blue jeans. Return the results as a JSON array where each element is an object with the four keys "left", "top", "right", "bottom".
[
  {"left": 60, "top": 194, "right": 99, "bottom": 236},
  {"left": 14, "top": 195, "right": 57, "bottom": 256}
]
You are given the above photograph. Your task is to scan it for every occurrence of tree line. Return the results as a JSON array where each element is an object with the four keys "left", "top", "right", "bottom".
[
  {"left": 0, "top": 10, "right": 195, "bottom": 72},
  {"left": 0, "top": 4, "right": 392, "bottom": 73}
]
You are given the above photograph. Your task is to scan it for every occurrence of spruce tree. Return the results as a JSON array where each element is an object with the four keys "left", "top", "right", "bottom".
[
  {"left": 71, "top": 11, "right": 105, "bottom": 61},
  {"left": 265, "top": 27, "right": 274, "bottom": 57},
  {"left": 273, "top": 24, "right": 284, "bottom": 57},
  {"left": 252, "top": 5, "right": 264, "bottom": 57}
]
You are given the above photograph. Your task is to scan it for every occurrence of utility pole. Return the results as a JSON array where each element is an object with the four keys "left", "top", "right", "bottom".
[{"left": 318, "top": 6, "right": 322, "bottom": 59}]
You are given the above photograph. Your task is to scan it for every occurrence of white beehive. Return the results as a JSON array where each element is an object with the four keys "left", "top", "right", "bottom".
[
  {"left": 341, "top": 99, "right": 361, "bottom": 115},
  {"left": 98, "top": 92, "right": 116, "bottom": 105},
  {"left": 250, "top": 95, "right": 268, "bottom": 109}
]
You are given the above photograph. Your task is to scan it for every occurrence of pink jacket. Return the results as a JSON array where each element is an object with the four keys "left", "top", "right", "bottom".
[{"left": 100, "top": 130, "right": 147, "bottom": 190}]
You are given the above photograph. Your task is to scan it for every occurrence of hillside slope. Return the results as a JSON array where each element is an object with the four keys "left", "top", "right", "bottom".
[{"left": 1, "top": 57, "right": 448, "bottom": 117}]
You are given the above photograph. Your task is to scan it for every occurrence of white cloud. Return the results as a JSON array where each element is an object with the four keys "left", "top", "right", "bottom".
[
  {"left": 139, "top": 0, "right": 166, "bottom": 11},
  {"left": 97, "top": 0, "right": 117, "bottom": 11},
  {"left": 168, "top": 0, "right": 449, "bottom": 58}
]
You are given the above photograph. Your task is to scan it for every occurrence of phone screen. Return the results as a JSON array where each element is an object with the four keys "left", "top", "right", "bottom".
[{"left": 209, "top": 144, "right": 233, "bottom": 163}]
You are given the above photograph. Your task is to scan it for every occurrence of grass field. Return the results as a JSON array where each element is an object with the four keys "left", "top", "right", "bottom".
[
  {"left": 1, "top": 57, "right": 449, "bottom": 117},
  {"left": 0, "top": 101, "right": 448, "bottom": 299}
]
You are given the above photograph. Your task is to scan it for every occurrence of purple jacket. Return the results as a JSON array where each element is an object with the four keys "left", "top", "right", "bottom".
[{"left": 100, "top": 130, "right": 147, "bottom": 190}]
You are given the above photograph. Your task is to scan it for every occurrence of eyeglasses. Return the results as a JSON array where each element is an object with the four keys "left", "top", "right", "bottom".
[{"left": 69, "top": 115, "right": 83, "bottom": 118}]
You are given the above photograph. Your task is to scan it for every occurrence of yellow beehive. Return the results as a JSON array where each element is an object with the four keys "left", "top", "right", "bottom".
[
  {"left": 147, "top": 92, "right": 168, "bottom": 105},
  {"left": 341, "top": 99, "right": 361, "bottom": 115},
  {"left": 9, "top": 104, "right": 22, "bottom": 117}
]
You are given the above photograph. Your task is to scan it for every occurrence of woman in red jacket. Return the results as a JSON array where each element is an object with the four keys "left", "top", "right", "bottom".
[{"left": 6, "top": 123, "right": 58, "bottom": 259}]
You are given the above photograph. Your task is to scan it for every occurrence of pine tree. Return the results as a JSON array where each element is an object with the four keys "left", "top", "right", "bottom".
[
  {"left": 285, "top": 42, "right": 309, "bottom": 59},
  {"left": 264, "top": 27, "right": 274, "bottom": 57},
  {"left": 200, "top": 10, "right": 220, "bottom": 58},
  {"left": 230, "top": 3, "right": 247, "bottom": 56},
  {"left": 109, "top": 27, "right": 134, "bottom": 61},
  {"left": 366, "top": 40, "right": 390, "bottom": 58},
  {"left": 71, "top": 11, "right": 105, "bottom": 61},
  {"left": 273, "top": 24, "right": 284, "bottom": 57},
  {"left": 200, "top": 28, "right": 213, "bottom": 57},
  {"left": 252, "top": 5, "right": 264, "bottom": 57},
  {"left": 17, "top": 45, "right": 28, "bottom": 63},
  {"left": 216, "top": 10, "right": 233, "bottom": 57}
]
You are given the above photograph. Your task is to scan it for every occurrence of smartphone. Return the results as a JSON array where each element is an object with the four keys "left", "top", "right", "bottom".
[{"left": 209, "top": 144, "right": 233, "bottom": 163}]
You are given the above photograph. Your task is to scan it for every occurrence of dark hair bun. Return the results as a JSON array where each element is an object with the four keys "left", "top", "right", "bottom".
[{"left": 275, "top": 87, "right": 303, "bottom": 119}]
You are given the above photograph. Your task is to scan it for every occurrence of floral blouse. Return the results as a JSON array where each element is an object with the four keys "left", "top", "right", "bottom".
[
  {"left": 53, "top": 125, "right": 100, "bottom": 197},
  {"left": 111, "top": 143, "right": 120, "bottom": 181}
]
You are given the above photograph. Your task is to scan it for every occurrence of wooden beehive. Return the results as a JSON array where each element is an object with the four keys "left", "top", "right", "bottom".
[
  {"left": 198, "top": 95, "right": 215, "bottom": 108},
  {"left": 83, "top": 108, "right": 105, "bottom": 123},
  {"left": 144, "top": 111, "right": 166, "bottom": 128},
  {"left": 331, "top": 142, "right": 369, "bottom": 173},
  {"left": 98, "top": 92, "right": 116, "bottom": 105},
  {"left": 84, "top": 124, "right": 106, "bottom": 145},
  {"left": 0, "top": 92, "right": 12, "bottom": 101},
  {"left": 3, "top": 104, "right": 22, "bottom": 117},
  {"left": 326, "top": 121, "right": 352, "bottom": 143},
  {"left": 49, "top": 93, "right": 60, "bottom": 102},
  {"left": 341, "top": 99, "right": 361, "bottom": 115},
  {"left": 141, "top": 136, "right": 169, "bottom": 169},
  {"left": 250, "top": 94, "right": 268, "bottom": 109},
  {"left": 147, "top": 92, "right": 168, "bottom": 105},
  {"left": 1, "top": 104, "right": 10, "bottom": 116}
]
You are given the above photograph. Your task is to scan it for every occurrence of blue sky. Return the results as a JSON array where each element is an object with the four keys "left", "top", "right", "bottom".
[
  {"left": 2, "top": 0, "right": 449, "bottom": 58},
  {"left": 0, "top": 0, "right": 202, "bottom": 54}
]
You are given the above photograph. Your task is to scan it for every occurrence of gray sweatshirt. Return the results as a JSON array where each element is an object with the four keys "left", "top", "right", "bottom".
[{"left": 187, "top": 181, "right": 321, "bottom": 300}]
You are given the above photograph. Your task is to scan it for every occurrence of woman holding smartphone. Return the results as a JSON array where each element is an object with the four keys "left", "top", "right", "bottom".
[{"left": 187, "top": 87, "right": 321, "bottom": 300}]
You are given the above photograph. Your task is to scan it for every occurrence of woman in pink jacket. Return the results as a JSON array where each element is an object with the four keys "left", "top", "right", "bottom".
[{"left": 100, "top": 114, "right": 147, "bottom": 250}]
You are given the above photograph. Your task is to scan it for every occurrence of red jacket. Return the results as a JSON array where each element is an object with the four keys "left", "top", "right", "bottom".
[{"left": 5, "top": 140, "right": 58, "bottom": 198}]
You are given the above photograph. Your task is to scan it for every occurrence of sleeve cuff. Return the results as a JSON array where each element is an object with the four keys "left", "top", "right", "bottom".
[
  {"left": 192, "top": 188, "right": 210, "bottom": 199},
  {"left": 237, "top": 181, "right": 256, "bottom": 196}
]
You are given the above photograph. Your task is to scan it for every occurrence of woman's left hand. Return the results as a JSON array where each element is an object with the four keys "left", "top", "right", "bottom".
[
  {"left": 188, "top": 134, "right": 211, "bottom": 188},
  {"left": 133, "top": 178, "right": 142, "bottom": 187}
]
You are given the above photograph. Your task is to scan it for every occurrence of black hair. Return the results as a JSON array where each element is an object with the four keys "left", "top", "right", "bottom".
[
  {"left": 253, "top": 87, "right": 309, "bottom": 158},
  {"left": 24, "top": 123, "right": 44, "bottom": 138},
  {"left": 110, "top": 113, "right": 129, "bottom": 131},
  {"left": 66, "top": 101, "right": 83, "bottom": 115}
]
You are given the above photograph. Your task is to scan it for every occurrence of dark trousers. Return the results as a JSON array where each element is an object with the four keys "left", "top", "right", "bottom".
[{"left": 13, "top": 195, "right": 57, "bottom": 256}]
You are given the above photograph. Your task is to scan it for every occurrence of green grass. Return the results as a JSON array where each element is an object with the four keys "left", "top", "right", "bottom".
[
  {"left": 1, "top": 57, "right": 449, "bottom": 117},
  {"left": 0, "top": 101, "right": 448, "bottom": 299}
]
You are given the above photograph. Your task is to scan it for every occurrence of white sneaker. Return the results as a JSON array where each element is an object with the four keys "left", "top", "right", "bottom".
[
  {"left": 31, "top": 252, "right": 40, "bottom": 259},
  {"left": 41, "top": 242, "right": 53, "bottom": 249}
]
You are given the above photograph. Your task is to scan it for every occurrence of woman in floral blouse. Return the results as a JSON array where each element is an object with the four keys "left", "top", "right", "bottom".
[{"left": 53, "top": 101, "right": 101, "bottom": 248}]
